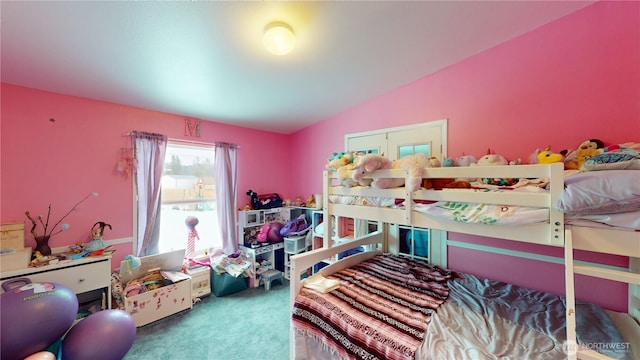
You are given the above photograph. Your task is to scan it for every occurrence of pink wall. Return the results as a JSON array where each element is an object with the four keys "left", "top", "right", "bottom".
[
  {"left": 290, "top": 1, "right": 639, "bottom": 311},
  {"left": 1, "top": 1, "right": 638, "bottom": 310},
  {"left": 290, "top": 1, "right": 640, "bottom": 193},
  {"left": 1, "top": 85, "right": 293, "bottom": 267}
]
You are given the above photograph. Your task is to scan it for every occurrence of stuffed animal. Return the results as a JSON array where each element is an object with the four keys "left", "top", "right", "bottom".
[
  {"left": 352, "top": 153, "right": 399, "bottom": 188},
  {"left": 456, "top": 154, "right": 477, "bottom": 167},
  {"left": 401, "top": 153, "right": 431, "bottom": 191},
  {"left": 536, "top": 146, "right": 564, "bottom": 164},
  {"left": 335, "top": 153, "right": 373, "bottom": 187},
  {"left": 442, "top": 157, "right": 455, "bottom": 167},
  {"left": 474, "top": 149, "right": 516, "bottom": 186},
  {"left": 305, "top": 195, "right": 315, "bottom": 208},
  {"left": 563, "top": 140, "right": 604, "bottom": 170},
  {"left": 352, "top": 153, "right": 429, "bottom": 192},
  {"left": 474, "top": 149, "right": 508, "bottom": 166},
  {"left": 110, "top": 272, "right": 125, "bottom": 309},
  {"left": 326, "top": 152, "right": 354, "bottom": 170}
]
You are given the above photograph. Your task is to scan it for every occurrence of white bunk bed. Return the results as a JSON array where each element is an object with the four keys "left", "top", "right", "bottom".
[{"left": 290, "top": 163, "right": 640, "bottom": 360}]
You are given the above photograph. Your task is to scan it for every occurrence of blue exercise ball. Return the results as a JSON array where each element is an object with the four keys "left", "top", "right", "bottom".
[
  {"left": 0, "top": 279, "right": 78, "bottom": 360},
  {"left": 63, "top": 309, "right": 136, "bottom": 360}
]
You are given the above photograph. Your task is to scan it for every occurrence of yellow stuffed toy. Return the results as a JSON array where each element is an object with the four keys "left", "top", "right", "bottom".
[{"left": 536, "top": 146, "right": 564, "bottom": 164}]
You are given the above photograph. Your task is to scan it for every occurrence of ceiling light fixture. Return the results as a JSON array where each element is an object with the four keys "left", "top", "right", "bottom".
[{"left": 263, "top": 21, "right": 296, "bottom": 56}]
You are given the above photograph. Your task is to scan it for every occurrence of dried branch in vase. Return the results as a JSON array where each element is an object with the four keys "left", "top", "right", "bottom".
[{"left": 25, "top": 192, "right": 99, "bottom": 239}]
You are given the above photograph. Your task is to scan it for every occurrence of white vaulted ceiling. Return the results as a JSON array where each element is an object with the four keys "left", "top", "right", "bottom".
[{"left": 1, "top": 1, "right": 595, "bottom": 134}]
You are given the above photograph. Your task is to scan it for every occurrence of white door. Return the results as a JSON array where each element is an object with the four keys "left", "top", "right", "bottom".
[
  {"left": 345, "top": 133, "right": 386, "bottom": 156},
  {"left": 345, "top": 119, "right": 446, "bottom": 160},
  {"left": 343, "top": 119, "right": 448, "bottom": 267}
]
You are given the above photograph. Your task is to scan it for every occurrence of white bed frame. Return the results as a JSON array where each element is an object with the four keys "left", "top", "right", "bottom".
[{"left": 289, "top": 163, "right": 640, "bottom": 360}]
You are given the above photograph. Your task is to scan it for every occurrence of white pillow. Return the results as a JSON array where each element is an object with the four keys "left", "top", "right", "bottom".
[{"left": 554, "top": 170, "right": 640, "bottom": 214}]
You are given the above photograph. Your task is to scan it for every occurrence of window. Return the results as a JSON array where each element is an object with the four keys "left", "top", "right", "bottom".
[{"left": 158, "top": 143, "right": 220, "bottom": 254}]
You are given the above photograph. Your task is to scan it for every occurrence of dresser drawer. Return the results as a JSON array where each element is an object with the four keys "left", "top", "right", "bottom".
[{"left": 25, "top": 259, "right": 110, "bottom": 294}]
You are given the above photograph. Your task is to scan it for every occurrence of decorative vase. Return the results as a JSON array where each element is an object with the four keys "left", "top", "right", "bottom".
[{"left": 34, "top": 235, "right": 52, "bottom": 256}]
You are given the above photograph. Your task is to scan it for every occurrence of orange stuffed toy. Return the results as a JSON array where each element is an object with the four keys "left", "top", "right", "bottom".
[{"left": 563, "top": 140, "right": 604, "bottom": 170}]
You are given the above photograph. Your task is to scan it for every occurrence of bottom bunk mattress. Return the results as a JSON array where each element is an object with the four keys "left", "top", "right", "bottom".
[
  {"left": 292, "top": 254, "right": 457, "bottom": 360},
  {"left": 292, "top": 254, "right": 635, "bottom": 360}
]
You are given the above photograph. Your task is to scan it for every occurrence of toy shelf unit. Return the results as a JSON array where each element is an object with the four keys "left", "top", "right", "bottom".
[
  {"left": 241, "top": 242, "right": 285, "bottom": 288},
  {"left": 238, "top": 207, "right": 313, "bottom": 286},
  {"left": 238, "top": 207, "right": 289, "bottom": 247}
]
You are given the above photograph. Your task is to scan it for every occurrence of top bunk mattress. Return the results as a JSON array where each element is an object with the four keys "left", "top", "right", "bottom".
[{"left": 327, "top": 169, "right": 640, "bottom": 231}]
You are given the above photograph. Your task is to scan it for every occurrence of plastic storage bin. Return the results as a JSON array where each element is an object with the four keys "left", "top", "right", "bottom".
[
  {"left": 284, "top": 235, "right": 306, "bottom": 254},
  {"left": 212, "top": 272, "right": 248, "bottom": 297}
]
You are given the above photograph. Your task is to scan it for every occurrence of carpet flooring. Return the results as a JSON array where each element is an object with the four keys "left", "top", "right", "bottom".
[{"left": 124, "top": 278, "right": 291, "bottom": 360}]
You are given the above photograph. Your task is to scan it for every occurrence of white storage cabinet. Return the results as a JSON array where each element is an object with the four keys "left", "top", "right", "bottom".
[{"left": 0, "top": 256, "right": 112, "bottom": 320}]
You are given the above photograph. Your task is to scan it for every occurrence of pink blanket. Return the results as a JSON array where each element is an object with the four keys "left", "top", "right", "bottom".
[{"left": 292, "top": 254, "right": 457, "bottom": 360}]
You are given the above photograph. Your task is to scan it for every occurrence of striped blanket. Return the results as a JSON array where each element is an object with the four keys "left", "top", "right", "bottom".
[{"left": 292, "top": 254, "right": 457, "bottom": 360}]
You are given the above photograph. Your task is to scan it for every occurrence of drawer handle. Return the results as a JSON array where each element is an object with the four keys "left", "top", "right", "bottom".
[{"left": 78, "top": 278, "right": 85, "bottom": 283}]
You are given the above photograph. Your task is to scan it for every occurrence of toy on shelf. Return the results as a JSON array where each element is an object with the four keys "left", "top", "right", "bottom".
[
  {"left": 86, "top": 221, "right": 111, "bottom": 252},
  {"left": 246, "top": 190, "right": 283, "bottom": 210},
  {"left": 305, "top": 195, "right": 316, "bottom": 208},
  {"left": 257, "top": 222, "right": 284, "bottom": 243},
  {"left": 280, "top": 215, "right": 310, "bottom": 237}
]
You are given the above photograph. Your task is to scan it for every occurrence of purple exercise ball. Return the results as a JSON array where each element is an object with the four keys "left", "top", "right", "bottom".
[
  {"left": 63, "top": 309, "right": 136, "bottom": 360},
  {"left": 0, "top": 280, "right": 78, "bottom": 360}
]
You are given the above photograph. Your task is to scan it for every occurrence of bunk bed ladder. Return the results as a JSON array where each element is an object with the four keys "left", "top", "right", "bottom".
[{"left": 564, "top": 226, "right": 640, "bottom": 360}]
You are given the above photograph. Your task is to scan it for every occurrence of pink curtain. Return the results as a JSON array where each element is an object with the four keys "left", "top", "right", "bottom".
[
  {"left": 133, "top": 131, "right": 167, "bottom": 256},
  {"left": 214, "top": 142, "right": 238, "bottom": 254}
]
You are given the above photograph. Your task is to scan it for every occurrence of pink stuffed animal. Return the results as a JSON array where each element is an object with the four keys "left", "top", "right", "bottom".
[
  {"left": 352, "top": 154, "right": 399, "bottom": 188},
  {"left": 352, "top": 153, "right": 429, "bottom": 191},
  {"left": 456, "top": 154, "right": 477, "bottom": 166}
]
